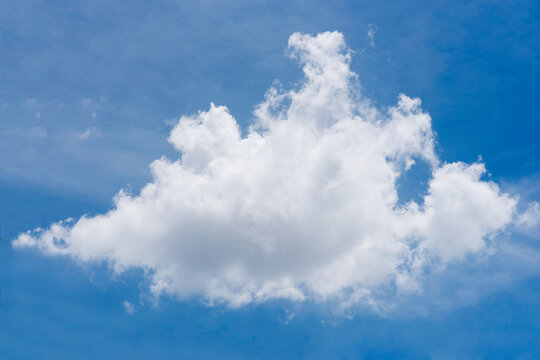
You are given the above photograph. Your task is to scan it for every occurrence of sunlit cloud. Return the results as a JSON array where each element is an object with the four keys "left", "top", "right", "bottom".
[{"left": 14, "top": 31, "right": 535, "bottom": 309}]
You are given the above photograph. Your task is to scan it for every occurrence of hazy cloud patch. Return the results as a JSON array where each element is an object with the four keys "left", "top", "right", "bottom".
[{"left": 367, "top": 24, "right": 377, "bottom": 47}]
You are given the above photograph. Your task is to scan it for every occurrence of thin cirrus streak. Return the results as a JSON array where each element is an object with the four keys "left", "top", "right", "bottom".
[{"left": 14, "top": 31, "right": 533, "bottom": 309}]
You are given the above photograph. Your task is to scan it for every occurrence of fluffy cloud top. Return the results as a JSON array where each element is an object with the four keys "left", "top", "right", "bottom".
[{"left": 14, "top": 32, "right": 524, "bottom": 308}]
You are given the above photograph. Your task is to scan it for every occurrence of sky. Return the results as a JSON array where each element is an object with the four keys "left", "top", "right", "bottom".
[{"left": 1, "top": 0, "right": 539, "bottom": 359}]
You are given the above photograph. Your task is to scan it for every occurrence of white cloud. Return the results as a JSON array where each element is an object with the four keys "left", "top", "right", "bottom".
[
  {"left": 367, "top": 24, "right": 377, "bottom": 48},
  {"left": 14, "top": 31, "right": 528, "bottom": 309},
  {"left": 77, "top": 127, "right": 102, "bottom": 140},
  {"left": 516, "top": 202, "right": 540, "bottom": 231},
  {"left": 123, "top": 301, "right": 135, "bottom": 314}
]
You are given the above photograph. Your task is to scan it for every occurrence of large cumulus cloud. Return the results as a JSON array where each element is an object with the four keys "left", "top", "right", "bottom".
[{"left": 15, "top": 32, "right": 525, "bottom": 308}]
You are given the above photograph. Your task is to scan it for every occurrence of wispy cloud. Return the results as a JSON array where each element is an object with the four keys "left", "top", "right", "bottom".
[
  {"left": 29, "top": 126, "right": 47, "bottom": 139},
  {"left": 123, "top": 301, "right": 136, "bottom": 315},
  {"left": 77, "top": 127, "right": 102, "bottom": 140},
  {"left": 367, "top": 24, "right": 377, "bottom": 47},
  {"left": 516, "top": 202, "right": 540, "bottom": 231}
]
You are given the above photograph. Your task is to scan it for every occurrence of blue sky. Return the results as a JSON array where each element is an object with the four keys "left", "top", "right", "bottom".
[{"left": 1, "top": 0, "right": 539, "bottom": 359}]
